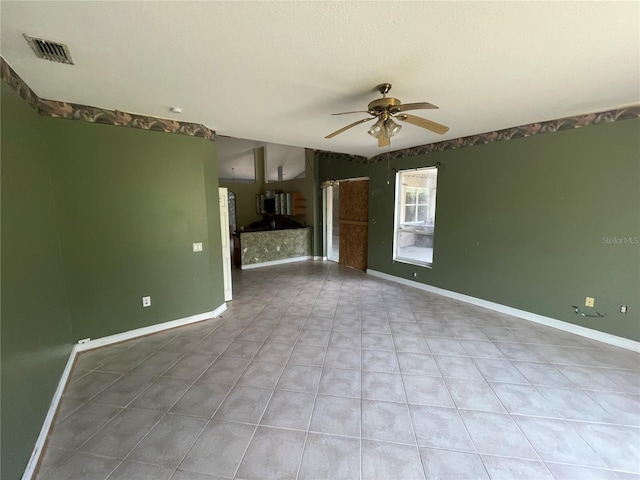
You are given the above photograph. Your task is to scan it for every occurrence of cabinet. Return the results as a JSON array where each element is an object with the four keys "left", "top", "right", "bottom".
[
  {"left": 255, "top": 191, "right": 305, "bottom": 216},
  {"left": 291, "top": 192, "right": 305, "bottom": 216}
]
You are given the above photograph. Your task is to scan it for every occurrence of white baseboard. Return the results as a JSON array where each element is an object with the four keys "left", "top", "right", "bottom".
[
  {"left": 21, "top": 344, "right": 80, "bottom": 480},
  {"left": 22, "top": 303, "right": 227, "bottom": 480},
  {"left": 241, "top": 256, "right": 312, "bottom": 270},
  {"left": 313, "top": 256, "right": 326, "bottom": 261},
  {"left": 76, "top": 304, "right": 227, "bottom": 352},
  {"left": 366, "top": 269, "right": 639, "bottom": 353}
]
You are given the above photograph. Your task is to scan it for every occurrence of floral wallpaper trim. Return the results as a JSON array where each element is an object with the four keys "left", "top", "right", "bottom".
[
  {"left": 1, "top": 57, "right": 215, "bottom": 141},
  {"left": 1, "top": 57, "right": 39, "bottom": 112},
  {"left": 316, "top": 106, "right": 640, "bottom": 164},
  {"left": 314, "top": 150, "right": 368, "bottom": 163}
]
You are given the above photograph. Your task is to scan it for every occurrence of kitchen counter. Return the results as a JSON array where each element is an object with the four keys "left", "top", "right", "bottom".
[{"left": 233, "top": 226, "right": 312, "bottom": 269}]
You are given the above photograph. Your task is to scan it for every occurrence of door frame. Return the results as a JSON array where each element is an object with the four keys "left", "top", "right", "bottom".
[{"left": 322, "top": 177, "right": 369, "bottom": 264}]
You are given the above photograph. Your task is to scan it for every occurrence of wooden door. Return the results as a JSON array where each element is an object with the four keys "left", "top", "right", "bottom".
[{"left": 339, "top": 179, "right": 369, "bottom": 271}]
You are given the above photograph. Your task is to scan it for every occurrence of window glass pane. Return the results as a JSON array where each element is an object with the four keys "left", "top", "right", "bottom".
[
  {"left": 417, "top": 205, "right": 430, "bottom": 223},
  {"left": 404, "top": 206, "right": 416, "bottom": 223},
  {"left": 396, "top": 232, "right": 434, "bottom": 264},
  {"left": 394, "top": 167, "right": 437, "bottom": 267}
]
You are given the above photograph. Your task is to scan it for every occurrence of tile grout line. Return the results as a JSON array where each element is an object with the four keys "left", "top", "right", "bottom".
[
  {"left": 39, "top": 263, "right": 640, "bottom": 480},
  {"left": 397, "top": 306, "right": 441, "bottom": 480},
  {"left": 163, "top": 318, "right": 261, "bottom": 477},
  {"left": 229, "top": 303, "right": 303, "bottom": 480},
  {"left": 295, "top": 274, "right": 336, "bottom": 480},
  {"left": 47, "top": 338, "right": 192, "bottom": 478},
  {"left": 114, "top": 342, "right": 213, "bottom": 474}
]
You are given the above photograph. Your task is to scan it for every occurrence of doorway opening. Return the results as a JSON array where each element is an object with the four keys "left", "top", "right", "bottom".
[
  {"left": 325, "top": 183, "right": 340, "bottom": 262},
  {"left": 323, "top": 178, "right": 369, "bottom": 271}
]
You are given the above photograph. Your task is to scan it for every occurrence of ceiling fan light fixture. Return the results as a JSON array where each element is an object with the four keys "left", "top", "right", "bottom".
[
  {"left": 385, "top": 118, "right": 402, "bottom": 137},
  {"left": 325, "top": 83, "right": 449, "bottom": 142},
  {"left": 367, "top": 118, "right": 384, "bottom": 138}
]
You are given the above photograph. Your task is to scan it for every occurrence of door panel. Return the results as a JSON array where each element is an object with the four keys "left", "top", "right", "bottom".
[{"left": 338, "top": 179, "right": 369, "bottom": 271}]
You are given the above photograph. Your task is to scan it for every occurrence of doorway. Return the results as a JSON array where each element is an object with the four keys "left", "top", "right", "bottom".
[
  {"left": 219, "top": 187, "right": 233, "bottom": 301},
  {"left": 325, "top": 183, "right": 340, "bottom": 262},
  {"left": 324, "top": 178, "right": 369, "bottom": 271}
]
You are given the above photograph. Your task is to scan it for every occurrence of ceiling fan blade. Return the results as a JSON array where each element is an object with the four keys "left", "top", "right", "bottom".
[
  {"left": 393, "top": 102, "right": 439, "bottom": 113},
  {"left": 378, "top": 132, "right": 390, "bottom": 148},
  {"left": 325, "top": 117, "right": 373, "bottom": 139},
  {"left": 331, "top": 110, "right": 371, "bottom": 116},
  {"left": 396, "top": 114, "right": 449, "bottom": 135}
]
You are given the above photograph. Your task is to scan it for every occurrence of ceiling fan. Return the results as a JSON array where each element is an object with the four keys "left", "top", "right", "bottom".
[{"left": 325, "top": 83, "right": 449, "bottom": 147}]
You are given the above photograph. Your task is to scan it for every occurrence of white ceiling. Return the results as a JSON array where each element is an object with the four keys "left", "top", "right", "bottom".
[{"left": 2, "top": 1, "right": 638, "bottom": 158}]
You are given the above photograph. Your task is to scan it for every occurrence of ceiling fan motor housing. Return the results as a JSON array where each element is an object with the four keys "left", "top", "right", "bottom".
[
  {"left": 325, "top": 82, "right": 448, "bottom": 142},
  {"left": 368, "top": 97, "right": 402, "bottom": 115}
]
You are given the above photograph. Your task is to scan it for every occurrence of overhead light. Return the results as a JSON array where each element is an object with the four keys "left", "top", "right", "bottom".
[
  {"left": 367, "top": 118, "right": 384, "bottom": 138},
  {"left": 368, "top": 115, "right": 402, "bottom": 139},
  {"left": 385, "top": 118, "right": 402, "bottom": 137}
]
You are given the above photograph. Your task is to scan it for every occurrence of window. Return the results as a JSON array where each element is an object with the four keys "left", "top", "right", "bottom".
[{"left": 393, "top": 167, "right": 438, "bottom": 266}]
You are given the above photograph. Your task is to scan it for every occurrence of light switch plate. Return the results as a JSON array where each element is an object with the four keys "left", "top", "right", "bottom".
[
  {"left": 193, "top": 242, "right": 203, "bottom": 252},
  {"left": 585, "top": 296, "right": 595, "bottom": 308}
]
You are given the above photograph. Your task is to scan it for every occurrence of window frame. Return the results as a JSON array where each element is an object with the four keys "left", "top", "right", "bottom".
[{"left": 392, "top": 166, "right": 438, "bottom": 268}]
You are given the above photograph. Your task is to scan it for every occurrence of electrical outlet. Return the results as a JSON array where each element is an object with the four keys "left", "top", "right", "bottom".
[
  {"left": 193, "top": 242, "right": 203, "bottom": 252},
  {"left": 413, "top": 272, "right": 418, "bottom": 277},
  {"left": 620, "top": 305, "right": 628, "bottom": 314},
  {"left": 142, "top": 296, "right": 151, "bottom": 307},
  {"left": 585, "top": 297, "right": 595, "bottom": 308}
]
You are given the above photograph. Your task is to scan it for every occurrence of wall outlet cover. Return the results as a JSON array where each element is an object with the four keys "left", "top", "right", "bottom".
[
  {"left": 142, "top": 296, "right": 151, "bottom": 307},
  {"left": 620, "top": 305, "right": 628, "bottom": 314},
  {"left": 193, "top": 242, "right": 203, "bottom": 252},
  {"left": 585, "top": 296, "right": 595, "bottom": 308}
]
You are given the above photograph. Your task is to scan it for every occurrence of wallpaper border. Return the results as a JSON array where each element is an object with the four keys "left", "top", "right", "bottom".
[
  {"left": 316, "top": 105, "right": 640, "bottom": 164},
  {"left": 3, "top": 56, "right": 637, "bottom": 153},
  {"left": 1, "top": 57, "right": 215, "bottom": 141}
]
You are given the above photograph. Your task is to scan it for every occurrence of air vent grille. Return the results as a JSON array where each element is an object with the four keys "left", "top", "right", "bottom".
[{"left": 24, "top": 34, "right": 74, "bottom": 65}]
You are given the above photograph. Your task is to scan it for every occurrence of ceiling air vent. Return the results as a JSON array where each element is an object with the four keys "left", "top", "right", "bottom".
[{"left": 23, "top": 34, "right": 74, "bottom": 65}]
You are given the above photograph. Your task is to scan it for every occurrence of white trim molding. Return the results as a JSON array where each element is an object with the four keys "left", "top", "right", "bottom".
[
  {"left": 75, "top": 304, "right": 227, "bottom": 352},
  {"left": 21, "top": 344, "right": 80, "bottom": 480},
  {"left": 22, "top": 303, "right": 227, "bottom": 480},
  {"left": 366, "top": 269, "right": 640, "bottom": 353},
  {"left": 241, "top": 256, "right": 312, "bottom": 270}
]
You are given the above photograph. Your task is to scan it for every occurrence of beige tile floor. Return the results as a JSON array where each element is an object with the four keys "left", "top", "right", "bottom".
[{"left": 36, "top": 262, "right": 640, "bottom": 479}]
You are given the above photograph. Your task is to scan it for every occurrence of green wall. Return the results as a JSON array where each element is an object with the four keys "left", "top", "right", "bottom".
[
  {"left": 1, "top": 80, "right": 225, "bottom": 478},
  {"left": 1, "top": 81, "right": 75, "bottom": 480},
  {"left": 318, "top": 119, "right": 640, "bottom": 341},
  {"left": 48, "top": 119, "right": 224, "bottom": 340}
]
